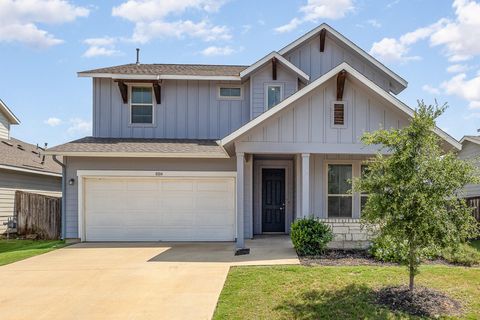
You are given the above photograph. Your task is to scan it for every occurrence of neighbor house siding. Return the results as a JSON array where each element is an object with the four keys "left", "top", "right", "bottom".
[
  {"left": 64, "top": 156, "right": 237, "bottom": 239},
  {"left": 0, "top": 169, "right": 61, "bottom": 233},
  {"left": 250, "top": 63, "right": 299, "bottom": 118},
  {"left": 458, "top": 141, "right": 480, "bottom": 198},
  {"left": 283, "top": 34, "right": 391, "bottom": 92},
  {"left": 92, "top": 78, "right": 250, "bottom": 139},
  {"left": 0, "top": 111, "right": 10, "bottom": 140}
]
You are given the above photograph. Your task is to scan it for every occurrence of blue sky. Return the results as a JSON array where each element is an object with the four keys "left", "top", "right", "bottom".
[{"left": 1, "top": 0, "right": 479, "bottom": 147}]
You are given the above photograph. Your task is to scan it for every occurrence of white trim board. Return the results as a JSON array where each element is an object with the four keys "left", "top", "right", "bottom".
[
  {"left": 240, "top": 51, "right": 310, "bottom": 83},
  {"left": 78, "top": 73, "right": 242, "bottom": 81},
  {"left": 277, "top": 23, "right": 407, "bottom": 93},
  {"left": 0, "top": 99, "right": 20, "bottom": 124},
  {"left": 460, "top": 136, "right": 480, "bottom": 145},
  {"left": 0, "top": 164, "right": 61, "bottom": 177},
  {"left": 219, "top": 62, "right": 461, "bottom": 151},
  {"left": 44, "top": 151, "right": 230, "bottom": 158}
]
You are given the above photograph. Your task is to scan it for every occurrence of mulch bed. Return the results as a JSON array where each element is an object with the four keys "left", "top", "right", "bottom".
[
  {"left": 375, "top": 286, "right": 463, "bottom": 317},
  {"left": 300, "top": 249, "right": 397, "bottom": 266}
]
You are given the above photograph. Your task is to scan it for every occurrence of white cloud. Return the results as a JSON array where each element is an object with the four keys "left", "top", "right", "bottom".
[
  {"left": 112, "top": 0, "right": 230, "bottom": 43},
  {"left": 275, "top": 0, "right": 354, "bottom": 33},
  {"left": 369, "top": 20, "right": 447, "bottom": 63},
  {"left": 83, "top": 37, "right": 121, "bottom": 58},
  {"left": 201, "top": 45, "right": 235, "bottom": 56},
  {"left": 241, "top": 24, "right": 252, "bottom": 34},
  {"left": 422, "top": 84, "right": 440, "bottom": 95},
  {"left": 366, "top": 19, "right": 381, "bottom": 28},
  {"left": 44, "top": 117, "right": 62, "bottom": 127},
  {"left": 446, "top": 64, "right": 469, "bottom": 73},
  {"left": 441, "top": 72, "right": 480, "bottom": 109},
  {"left": 67, "top": 118, "right": 92, "bottom": 135},
  {"left": 0, "top": 0, "right": 89, "bottom": 48}
]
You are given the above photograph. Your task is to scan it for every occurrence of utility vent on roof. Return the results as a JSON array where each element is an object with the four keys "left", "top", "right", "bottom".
[{"left": 1, "top": 140, "right": 13, "bottom": 147}]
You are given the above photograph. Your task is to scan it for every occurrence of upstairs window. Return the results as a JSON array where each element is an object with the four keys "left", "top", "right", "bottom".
[
  {"left": 218, "top": 86, "right": 242, "bottom": 100},
  {"left": 266, "top": 84, "right": 283, "bottom": 109},
  {"left": 331, "top": 101, "right": 346, "bottom": 127},
  {"left": 131, "top": 86, "right": 153, "bottom": 124}
]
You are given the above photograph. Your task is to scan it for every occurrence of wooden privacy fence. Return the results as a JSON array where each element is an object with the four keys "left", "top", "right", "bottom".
[
  {"left": 15, "top": 191, "right": 61, "bottom": 239},
  {"left": 466, "top": 196, "right": 480, "bottom": 223}
]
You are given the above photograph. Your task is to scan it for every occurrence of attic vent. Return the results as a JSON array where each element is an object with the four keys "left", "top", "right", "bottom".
[
  {"left": 333, "top": 103, "right": 345, "bottom": 125},
  {"left": 1, "top": 140, "right": 13, "bottom": 147}
]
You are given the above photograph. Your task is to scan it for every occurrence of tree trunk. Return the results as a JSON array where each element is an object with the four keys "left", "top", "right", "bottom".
[
  {"left": 408, "top": 240, "right": 416, "bottom": 291},
  {"left": 409, "top": 265, "right": 415, "bottom": 291}
]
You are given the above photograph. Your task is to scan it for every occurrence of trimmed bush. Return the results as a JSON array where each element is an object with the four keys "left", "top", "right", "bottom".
[{"left": 290, "top": 217, "right": 333, "bottom": 256}]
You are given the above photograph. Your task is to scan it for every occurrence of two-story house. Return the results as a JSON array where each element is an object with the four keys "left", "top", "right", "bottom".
[{"left": 47, "top": 24, "right": 460, "bottom": 250}]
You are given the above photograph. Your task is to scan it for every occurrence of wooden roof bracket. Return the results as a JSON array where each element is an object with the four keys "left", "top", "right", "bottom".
[
  {"left": 153, "top": 82, "right": 161, "bottom": 104},
  {"left": 319, "top": 28, "right": 326, "bottom": 52},
  {"left": 117, "top": 81, "right": 128, "bottom": 104},
  {"left": 336, "top": 70, "right": 347, "bottom": 101},
  {"left": 272, "top": 57, "right": 277, "bottom": 80}
]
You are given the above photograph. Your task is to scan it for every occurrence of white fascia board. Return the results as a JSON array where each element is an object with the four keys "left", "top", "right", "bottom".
[
  {"left": 0, "top": 99, "right": 20, "bottom": 124},
  {"left": 240, "top": 52, "right": 310, "bottom": 82},
  {"left": 460, "top": 136, "right": 480, "bottom": 145},
  {"left": 220, "top": 61, "right": 461, "bottom": 151},
  {"left": 278, "top": 23, "right": 407, "bottom": 91},
  {"left": 77, "top": 170, "right": 236, "bottom": 178},
  {"left": 78, "top": 73, "right": 241, "bottom": 81},
  {"left": 43, "top": 151, "right": 230, "bottom": 158},
  {"left": 0, "top": 164, "right": 61, "bottom": 177}
]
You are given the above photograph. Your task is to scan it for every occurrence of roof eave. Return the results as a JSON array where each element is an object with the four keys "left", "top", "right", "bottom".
[
  {"left": 0, "top": 99, "right": 20, "bottom": 125},
  {"left": 77, "top": 72, "right": 242, "bottom": 81},
  {"left": 43, "top": 151, "right": 230, "bottom": 159},
  {"left": 0, "top": 164, "right": 61, "bottom": 177}
]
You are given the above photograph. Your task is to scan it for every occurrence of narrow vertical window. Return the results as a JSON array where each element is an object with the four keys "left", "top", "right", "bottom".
[
  {"left": 327, "top": 164, "right": 353, "bottom": 218},
  {"left": 131, "top": 86, "right": 153, "bottom": 124},
  {"left": 266, "top": 85, "right": 283, "bottom": 109}
]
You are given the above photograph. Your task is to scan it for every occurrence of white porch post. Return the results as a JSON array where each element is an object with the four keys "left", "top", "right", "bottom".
[
  {"left": 301, "top": 153, "right": 310, "bottom": 218},
  {"left": 236, "top": 152, "right": 245, "bottom": 249}
]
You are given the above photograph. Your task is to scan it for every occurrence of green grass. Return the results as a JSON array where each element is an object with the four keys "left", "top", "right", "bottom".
[
  {"left": 0, "top": 240, "right": 66, "bottom": 266},
  {"left": 213, "top": 265, "right": 480, "bottom": 319}
]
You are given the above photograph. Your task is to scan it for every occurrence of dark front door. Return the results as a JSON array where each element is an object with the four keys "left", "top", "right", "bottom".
[{"left": 262, "top": 168, "right": 286, "bottom": 232}]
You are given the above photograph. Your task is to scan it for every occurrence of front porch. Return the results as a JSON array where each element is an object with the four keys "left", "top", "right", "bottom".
[{"left": 235, "top": 153, "right": 371, "bottom": 250}]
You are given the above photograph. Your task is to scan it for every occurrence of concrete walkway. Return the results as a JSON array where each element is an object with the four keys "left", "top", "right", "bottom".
[{"left": 0, "top": 236, "right": 298, "bottom": 320}]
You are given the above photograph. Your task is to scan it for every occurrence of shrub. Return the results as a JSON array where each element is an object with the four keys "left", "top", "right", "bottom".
[
  {"left": 370, "top": 235, "right": 436, "bottom": 263},
  {"left": 440, "top": 243, "right": 480, "bottom": 266},
  {"left": 290, "top": 217, "right": 333, "bottom": 256}
]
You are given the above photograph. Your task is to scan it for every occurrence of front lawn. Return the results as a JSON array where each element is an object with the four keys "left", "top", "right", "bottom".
[
  {"left": 0, "top": 240, "right": 66, "bottom": 266},
  {"left": 213, "top": 265, "right": 480, "bottom": 319}
]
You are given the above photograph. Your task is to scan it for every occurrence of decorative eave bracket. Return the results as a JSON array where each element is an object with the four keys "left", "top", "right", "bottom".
[
  {"left": 336, "top": 70, "right": 347, "bottom": 101},
  {"left": 319, "top": 28, "right": 326, "bottom": 53},
  {"left": 116, "top": 80, "right": 162, "bottom": 104},
  {"left": 272, "top": 57, "right": 277, "bottom": 81}
]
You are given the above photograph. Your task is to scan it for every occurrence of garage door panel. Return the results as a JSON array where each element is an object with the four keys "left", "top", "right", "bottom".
[{"left": 84, "top": 176, "right": 235, "bottom": 241}]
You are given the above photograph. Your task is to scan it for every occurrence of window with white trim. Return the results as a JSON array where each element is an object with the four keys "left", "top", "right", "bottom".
[
  {"left": 131, "top": 86, "right": 153, "bottom": 124},
  {"left": 218, "top": 86, "right": 242, "bottom": 99},
  {"left": 266, "top": 84, "right": 283, "bottom": 109},
  {"left": 327, "top": 164, "right": 353, "bottom": 218}
]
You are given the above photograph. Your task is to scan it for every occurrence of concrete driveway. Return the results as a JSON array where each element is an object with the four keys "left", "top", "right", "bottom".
[{"left": 0, "top": 236, "right": 298, "bottom": 320}]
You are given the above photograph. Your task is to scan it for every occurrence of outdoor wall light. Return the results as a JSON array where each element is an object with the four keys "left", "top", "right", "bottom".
[{"left": 68, "top": 178, "right": 75, "bottom": 185}]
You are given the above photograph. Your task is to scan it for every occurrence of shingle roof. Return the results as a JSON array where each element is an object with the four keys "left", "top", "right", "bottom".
[
  {"left": 0, "top": 138, "right": 62, "bottom": 175},
  {"left": 79, "top": 63, "right": 248, "bottom": 77},
  {"left": 47, "top": 137, "right": 228, "bottom": 158}
]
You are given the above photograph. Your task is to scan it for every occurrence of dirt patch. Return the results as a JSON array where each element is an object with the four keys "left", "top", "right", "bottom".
[
  {"left": 375, "top": 286, "right": 463, "bottom": 318},
  {"left": 300, "top": 249, "right": 397, "bottom": 266}
]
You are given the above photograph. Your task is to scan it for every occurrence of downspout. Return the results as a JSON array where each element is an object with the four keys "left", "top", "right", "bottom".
[{"left": 52, "top": 155, "right": 66, "bottom": 240}]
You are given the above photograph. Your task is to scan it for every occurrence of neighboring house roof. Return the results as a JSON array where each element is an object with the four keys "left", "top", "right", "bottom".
[
  {"left": 45, "top": 137, "right": 229, "bottom": 158},
  {"left": 78, "top": 64, "right": 248, "bottom": 81},
  {"left": 278, "top": 23, "right": 408, "bottom": 94},
  {"left": 0, "top": 137, "right": 61, "bottom": 177},
  {"left": 240, "top": 52, "right": 310, "bottom": 82},
  {"left": 220, "top": 62, "right": 461, "bottom": 151},
  {"left": 0, "top": 99, "right": 20, "bottom": 125},
  {"left": 460, "top": 135, "right": 480, "bottom": 145}
]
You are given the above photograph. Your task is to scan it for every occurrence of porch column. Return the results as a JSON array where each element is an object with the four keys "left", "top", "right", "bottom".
[
  {"left": 301, "top": 153, "right": 310, "bottom": 218},
  {"left": 236, "top": 152, "right": 245, "bottom": 249}
]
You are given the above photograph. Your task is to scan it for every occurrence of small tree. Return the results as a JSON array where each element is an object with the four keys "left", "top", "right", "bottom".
[{"left": 354, "top": 101, "right": 479, "bottom": 291}]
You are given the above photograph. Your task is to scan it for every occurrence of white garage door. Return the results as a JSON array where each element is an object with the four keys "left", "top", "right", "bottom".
[{"left": 84, "top": 176, "right": 235, "bottom": 241}]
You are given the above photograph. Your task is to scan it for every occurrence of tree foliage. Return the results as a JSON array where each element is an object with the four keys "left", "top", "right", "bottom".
[{"left": 354, "top": 101, "right": 479, "bottom": 290}]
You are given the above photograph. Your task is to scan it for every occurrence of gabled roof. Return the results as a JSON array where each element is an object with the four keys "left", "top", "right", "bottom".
[
  {"left": 0, "top": 99, "right": 20, "bottom": 125},
  {"left": 278, "top": 23, "right": 408, "bottom": 94},
  {"left": 460, "top": 135, "right": 480, "bottom": 145},
  {"left": 0, "top": 137, "right": 61, "bottom": 177},
  {"left": 78, "top": 63, "right": 247, "bottom": 81},
  {"left": 240, "top": 52, "right": 310, "bottom": 82},
  {"left": 219, "top": 62, "right": 461, "bottom": 151},
  {"left": 46, "top": 137, "right": 229, "bottom": 158}
]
